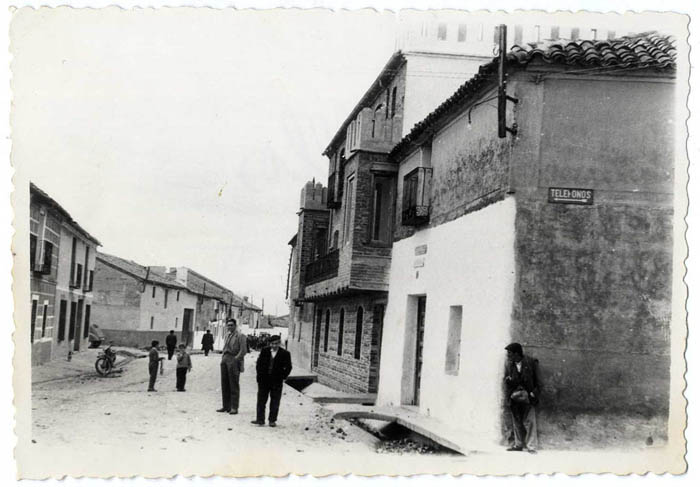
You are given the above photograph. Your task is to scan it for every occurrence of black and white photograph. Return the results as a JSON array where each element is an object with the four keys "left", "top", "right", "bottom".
[{"left": 5, "top": 1, "right": 694, "bottom": 480}]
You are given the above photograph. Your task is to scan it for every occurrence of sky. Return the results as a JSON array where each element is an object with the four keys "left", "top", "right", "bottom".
[
  {"left": 9, "top": 7, "right": 683, "bottom": 316},
  {"left": 11, "top": 8, "right": 399, "bottom": 315}
]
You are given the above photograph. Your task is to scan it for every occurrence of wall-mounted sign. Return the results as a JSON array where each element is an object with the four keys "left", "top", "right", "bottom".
[
  {"left": 548, "top": 187, "right": 594, "bottom": 205},
  {"left": 415, "top": 244, "right": 428, "bottom": 256}
]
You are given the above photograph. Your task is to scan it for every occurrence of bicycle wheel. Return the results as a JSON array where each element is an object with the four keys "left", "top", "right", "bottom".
[{"left": 95, "top": 357, "right": 113, "bottom": 376}]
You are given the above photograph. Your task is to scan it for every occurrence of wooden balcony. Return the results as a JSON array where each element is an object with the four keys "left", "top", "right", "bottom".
[{"left": 304, "top": 249, "right": 340, "bottom": 285}]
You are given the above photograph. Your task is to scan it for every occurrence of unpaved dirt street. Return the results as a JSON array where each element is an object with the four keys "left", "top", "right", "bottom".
[{"left": 26, "top": 349, "right": 467, "bottom": 477}]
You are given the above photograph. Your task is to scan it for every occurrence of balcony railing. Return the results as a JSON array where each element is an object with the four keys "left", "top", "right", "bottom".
[
  {"left": 304, "top": 249, "right": 340, "bottom": 285},
  {"left": 402, "top": 205, "right": 430, "bottom": 226}
]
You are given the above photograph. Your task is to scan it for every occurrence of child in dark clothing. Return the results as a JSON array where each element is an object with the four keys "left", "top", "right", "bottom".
[
  {"left": 148, "top": 340, "right": 163, "bottom": 392},
  {"left": 175, "top": 344, "right": 192, "bottom": 391}
]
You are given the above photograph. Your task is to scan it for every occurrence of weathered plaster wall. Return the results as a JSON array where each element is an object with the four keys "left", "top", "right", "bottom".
[
  {"left": 92, "top": 261, "right": 142, "bottom": 333},
  {"left": 510, "top": 75, "right": 675, "bottom": 426}
]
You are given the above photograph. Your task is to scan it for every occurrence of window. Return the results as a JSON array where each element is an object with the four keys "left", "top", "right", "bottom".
[
  {"left": 445, "top": 306, "right": 463, "bottom": 375},
  {"left": 337, "top": 308, "right": 345, "bottom": 356},
  {"left": 86, "top": 270, "right": 94, "bottom": 292},
  {"left": 70, "top": 237, "right": 77, "bottom": 285},
  {"left": 298, "top": 319, "right": 302, "bottom": 342},
  {"left": 83, "top": 247, "right": 89, "bottom": 287},
  {"left": 401, "top": 165, "right": 433, "bottom": 226},
  {"left": 30, "top": 299, "right": 37, "bottom": 344},
  {"left": 41, "top": 303, "right": 48, "bottom": 338},
  {"left": 314, "top": 227, "right": 328, "bottom": 259},
  {"left": 437, "top": 22, "right": 447, "bottom": 40},
  {"left": 371, "top": 176, "right": 393, "bottom": 243},
  {"left": 177, "top": 291, "right": 180, "bottom": 302},
  {"left": 152, "top": 286, "right": 156, "bottom": 298},
  {"left": 175, "top": 317, "right": 179, "bottom": 329},
  {"left": 164, "top": 289, "right": 169, "bottom": 309},
  {"left": 30, "top": 234, "right": 37, "bottom": 271},
  {"left": 390, "top": 87, "right": 397, "bottom": 118},
  {"left": 354, "top": 307, "right": 364, "bottom": 360},
  {"left": 150, "top": 316, "right": 154, "bottom": 330},
  {"left": 332, "top": 230, "right": 339, "bottom": 250},
  {"left": 41, "top": 241, "right": 53, "bottom": 274},
  {"left": 372, "top": 105, "right": 383, "bottom": 138},
  {"left": 57, "top": 300, "right": 67, "bottom": 341},
  {"left": 343, "top": 176, "right": 355, "bottom": 245},
  {"left": 75, "top": 263, "right": 83, "bottom": 289},
  {"left": 83, "top": 304, "right": 91, "bottom": 338},
  {"left": 324, "top": 310, "right": 330, "bottom": 352},
  {"left": 458, "top": 23, "right": 467, "bottom": 42}
]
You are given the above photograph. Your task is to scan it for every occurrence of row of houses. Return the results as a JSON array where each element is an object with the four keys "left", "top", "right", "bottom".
[
  {"left": 286, "top": 19, "right": 676, "bottom": 447},
  {"left": 29, "top": 184, "right": 262, "bottom": 365}
]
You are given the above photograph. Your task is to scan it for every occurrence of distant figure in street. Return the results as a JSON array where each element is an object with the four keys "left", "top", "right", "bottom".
[
  {"left": 175, "top": 344, "right": 192, "bottom": 392},
  {"left": 251, "top": 335, "right": 292, "bottom": 427},
  {"left": 165, "top": 330, "right": 178, "bottom": 360},
  {"left": 217, "top": 319, "right": 247, "bottom": 414},
  {"left": 504, "top": 342, "right": 540, "bottom": 453},
  {"left": 201, "top": 329, "right": 214, "bottom": 357},
  {"left": 147, "top": 340, "right": 164, "bottom": 392}
]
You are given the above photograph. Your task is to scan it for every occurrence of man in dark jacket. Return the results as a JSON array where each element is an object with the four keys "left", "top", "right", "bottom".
[
  {"left": 504, "top": 342, "right": 540, "bottom": 453},
  {"left": 165, "top": 330, "right": 177, "bottom": 360},
  {"left": 251, "top": 335, "right": 292, "bottom": 427},
  {"left": 201, "top": 330, "right": 214, "bottom": 356}
]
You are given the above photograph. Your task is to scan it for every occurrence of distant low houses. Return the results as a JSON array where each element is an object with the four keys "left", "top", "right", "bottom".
[
  {"left": 91, "top": 254, "right": 261, "bottom": 350},
  {"left": 30, "top": 183, "right": 101, "bottom": 365},
  {"left": 92, "top": 253, "right": 197, "bottom": 348}
]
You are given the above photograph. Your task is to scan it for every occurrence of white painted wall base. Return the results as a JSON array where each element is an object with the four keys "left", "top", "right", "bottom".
[{"left": 376, "top": 198, "right": 516, "bottom": 445}]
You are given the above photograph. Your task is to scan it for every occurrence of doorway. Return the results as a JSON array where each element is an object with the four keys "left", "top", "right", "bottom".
[
  {"left": 401, "top": 295, "right": 426, "bottom": 406},
  {"left": 312, "top": 308, "right": 322, "bottom": 369},
  {"left": 73, "top": 299, "right": 84, "bottom": 351},
  {"left": 182, "top": 308, "right": 194, "bottom": 347}
]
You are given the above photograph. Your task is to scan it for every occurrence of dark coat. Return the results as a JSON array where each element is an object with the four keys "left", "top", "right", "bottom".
[
  {"left": 256, "top": 347, "right": 292, "bottom": 383},
  {"left": 201, "top": 333, "right": 214, "bottom": 350},
  {"left": 504, "top": 355, "right": 540, "bottom": 406},
  {"left": 165, "top": 333, "right": 177, "bottom": 349}
]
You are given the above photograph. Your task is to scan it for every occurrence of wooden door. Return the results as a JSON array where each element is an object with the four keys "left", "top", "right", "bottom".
[{"left": 413, "top": 296, "right": 426, "bottom": 406}]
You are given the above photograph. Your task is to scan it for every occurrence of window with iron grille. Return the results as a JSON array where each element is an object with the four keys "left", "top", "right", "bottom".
[{"left": 401, "top": 166, "right": 432, "bottom": 226}]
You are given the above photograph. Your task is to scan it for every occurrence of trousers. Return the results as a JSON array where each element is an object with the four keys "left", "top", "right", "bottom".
[
  {"left": 167, "top": 347, "right": 175, "bottom": 360},
  {"left": 176, "top": 368, "right": 188, "bottom": 390},
  {"left": 148, "top": 363, "right": 158, "bottom": 390},
  {"left": 256, "top": 378, "right": 283, "bottom": 423},
  {"left": 510, "top": 402, "right": 538, "bottom": 450},
  {"left": 220, "top": 361, "right": 241, "bottom": 411}
]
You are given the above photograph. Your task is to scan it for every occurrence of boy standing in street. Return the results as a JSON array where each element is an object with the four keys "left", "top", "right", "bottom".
[
  {"left": 148, "top": 340, "right": 163, "bottom": 392},
  {"left": 176, "top": 343, "right": 192, "bottom": 391}
]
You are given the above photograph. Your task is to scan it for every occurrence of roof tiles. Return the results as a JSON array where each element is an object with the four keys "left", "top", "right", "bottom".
[{"left": 390, "top": 32, "right": 676, "bottom": 160}]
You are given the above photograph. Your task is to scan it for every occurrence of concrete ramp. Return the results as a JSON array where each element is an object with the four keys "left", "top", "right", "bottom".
[
  {"left": 328, "top": 404, "right": 501, "bottom": 455},
  {"left": 302, "top": 382, "right": 376, "bottom": 404}
]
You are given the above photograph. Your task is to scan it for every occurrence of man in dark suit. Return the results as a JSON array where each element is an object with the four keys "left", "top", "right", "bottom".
[
  {"left": 504, "top": 342, "right": 540, "bottom": 453},
  {"left": 217, "top": 319, "right": 247, "bottom": 414},
  {"left": 251, "top": 335, "right": 292, "bottom": 427},
  {"left": 201, "top": 329, "right": 214, "bottom": 356},
  {"left": 165, "top": 330, "right": 177, "bottom": 360}
]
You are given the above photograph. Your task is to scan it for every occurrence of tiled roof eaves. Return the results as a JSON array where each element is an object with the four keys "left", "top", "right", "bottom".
[
  {"left": 390, "top": 33, "right": 676, "bottom": 161},
  {"left": 323, "top": 51, "right": 407, "bottom": 156},
  {"left": 96, "top": 253, "right": 186, "bottom": 289},
  {"left": 30, "top": 182, "right": 102, "bottom": 246}
]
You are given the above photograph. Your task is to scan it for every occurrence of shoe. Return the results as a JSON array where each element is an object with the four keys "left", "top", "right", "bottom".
[
  {"left": 269, "top": 422, "right": 277, "bottom": 428},
  {"left": 147, "top": 389, "right": 156, "bottom": 392},
  {"left": 506, "top": 446, "right": 523, "bottom": 452},
  {"left": 251, "top": 420, "right": 264, "bottom": 426},
  {"left": 229, "top": 410, "right": 238, "bottom": 415},
  {"left": 216, "top": 408, "right": 230, "bottom": 413}
]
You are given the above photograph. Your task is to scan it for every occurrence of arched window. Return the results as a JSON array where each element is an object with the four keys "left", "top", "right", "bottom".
[
  {"left": 337, "top": 308, "right": 345, "bottom": 356},
  {"left": 324, "top": 310, "right": 331, "bottom": 352},
  {"left": 372, "top": 105, "right": 383, "bottom": 138},
  {"left": 354, "top": 306, "right": 364, "bottom": 359}
]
